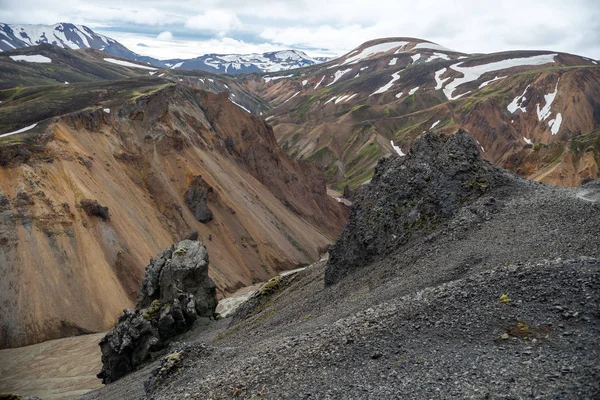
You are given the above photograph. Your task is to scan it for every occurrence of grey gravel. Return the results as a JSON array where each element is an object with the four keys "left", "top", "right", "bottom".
[{"left": 79, "top": 131, "right": 600, "bottom": 400}]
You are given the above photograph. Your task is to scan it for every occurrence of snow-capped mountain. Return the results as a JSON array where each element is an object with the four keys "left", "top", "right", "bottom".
[
  {"left": 0, "top": 23, "right": 114, "bottom": 51},
  {"left": 164, "top": 50, "right": 322, "bottom": 74},
  {"left": 0, "top": 22, "right": 326, "bottom": 73},
  {"left": 0, "top": 23, "right": 161, "bottom": 66}
]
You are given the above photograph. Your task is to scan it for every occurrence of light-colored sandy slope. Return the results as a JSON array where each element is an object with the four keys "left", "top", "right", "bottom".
[
  {"left": 0, "top": 332, "right": 104, "bottom": 399},
  {"left": 0, "top": 86, "right": 346, "bottom": 349}
]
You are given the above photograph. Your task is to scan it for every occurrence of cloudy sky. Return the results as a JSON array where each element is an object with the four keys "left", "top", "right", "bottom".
[{"left": 1, "top": 0, "right": 599, "bottom": 60}]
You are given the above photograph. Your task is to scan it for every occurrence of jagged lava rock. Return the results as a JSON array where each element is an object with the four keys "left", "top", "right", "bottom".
[
  {"left": 97, "top": 240, "right": 217, "bottom": 384},
  {"left": 325, "top": 129, "right": 513, "bottom": 285}
]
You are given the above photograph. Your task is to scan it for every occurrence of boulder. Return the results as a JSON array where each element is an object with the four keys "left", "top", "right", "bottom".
[
  {"left": 184, "top": 176, "right": 214, "bottom": 223},
  {"left": 97, "top": 240, "right": 217, "bottom": 384}
]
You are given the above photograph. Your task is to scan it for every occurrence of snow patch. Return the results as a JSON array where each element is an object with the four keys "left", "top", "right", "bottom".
[
  {"left": 411, "top": 54, "right": 421, "bottom": 63},
  {"left": 536, "top": 78, "right": 560, "bottom": 121},
  {"left": 263, "top": 74, "right": 293, "bottom": 82},
  {"left": 2, "top": 39, "right": 16, "bottom": 49},
  {"left": 335, "top": 95, "right": 349, "bottom": 104},
  {"left": 327, "top": 69, "right": 353, "bottom": 86},
  {"left": 479, "top": 75, "right": 506, "bottom": 88},
  {"left": 302, "top": 79, "right": 308, "bottom": 86},
  {"left": 523, "top": 137, "right": 533, "bottom": 145},
  {"left": 507, "top": 85, "right": 530, "bottom": 114},
  {"left": 371, "top": 71, "right": 402, "bottom": 96},
  {"left": 171, "top": 62, "right": 184, "bottom": 69},
  {"left": 434, "top": 68, "right": 450, "bottom": 90},
  {"left": 426, "top": 52, "right": 451, "bottom": 62},
  {"left": 103, "top": 108, "right": 110, "bottom": 114},
  {"left": 548, "top": 113, "right": 562, "bottom": 135},
  {"left": 64, "top": 81, "right": 69, "bottom": 85},
  {"left": 10, "top": 54, "right": 51, "bottom": 63},
  {"left": 149, "top": 71, "right": 157, "bottom": 76},
  {"left": 314, "top": 76, "right": 325, "bottom": 89},
  {"left": 395, "top": 92, "right": 403, "bottom": 98},
  {"left": 409, "top": 86, "right": 419, "bottom": 95},
  {"left": 389, "top": 58, "right": 397, "bottom": 66},
  {"left": 325, "top": 96, "right": 337, "bottom": 105},
  {"left": 0, "top": 123, "right": 37, "bottom": 138},
  {"left": 345, "top": 94, "right": 358, "bottom": 102},
  {"left": 391, "top": 140, "right": 405, "bottom": 156},
  {"left": 430, "top": 120, "right": 441, "bottom": 129},
  {"left": 159, "top": 73, "right": 165, "bottom": 77},
  {"left": 230, "top": 99, "right": 251, "bottom": 113},
  {"left": 104, "top": 58, "right": 157, "bottom": 70},
  {"left": 443, "top": 54, "right": 556, "bottom": 100},
  {"left": 282, "top": 92, "right": 300, "bottom": 104}
]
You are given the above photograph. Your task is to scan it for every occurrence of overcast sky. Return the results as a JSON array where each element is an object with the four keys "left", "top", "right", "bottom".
[{"left": 1, "top": 0, "right": 599, "bottom": 60}]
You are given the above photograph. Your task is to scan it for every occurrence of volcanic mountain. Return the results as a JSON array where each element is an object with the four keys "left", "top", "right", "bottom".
[
  {"left": 0, "top": 45, "right": 347, "bottom": 349},
  {"left": 0, "top": 23, "right": 325, "bottom": 73},
  {"left": 236, "top": 37, "right": 600, "bottom": 189}
]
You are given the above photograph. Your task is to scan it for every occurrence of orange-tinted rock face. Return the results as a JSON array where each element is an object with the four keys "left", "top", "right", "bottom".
[{"left": 0, "top": 85, "right": 347, "bottom": 349}]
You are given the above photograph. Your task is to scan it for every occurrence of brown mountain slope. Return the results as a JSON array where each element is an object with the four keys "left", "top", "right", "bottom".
[
  {"left": 235, "top": 38, "right": 600, "bottom": 189},
  {"left": 0, "top": 81, "right": 347, "bottom": 349}
]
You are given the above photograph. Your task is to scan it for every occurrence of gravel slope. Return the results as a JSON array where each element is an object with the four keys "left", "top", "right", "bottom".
[{"left": 79, "top": 131, "right": 600, "bottom": 400}]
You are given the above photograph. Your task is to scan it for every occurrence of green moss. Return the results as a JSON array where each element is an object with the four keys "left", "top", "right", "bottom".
[
  {"left": 259, "top": 276, "right": 280, "bottom": 295},
  {"left": 403, "top": 94, "right": 415, "bottom": 107}
]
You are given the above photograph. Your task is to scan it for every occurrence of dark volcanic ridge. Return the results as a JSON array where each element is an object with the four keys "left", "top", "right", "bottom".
[{"left": 78, "top": 129, "right": 600, "bottom": 400}]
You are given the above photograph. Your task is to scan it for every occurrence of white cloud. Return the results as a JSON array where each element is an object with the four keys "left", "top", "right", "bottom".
[
  {"left": 109, "top": 31, "right": 289, "bottom": 59},
  {"left": 0, "top": 0, "right": 598, "bottom": 59},
  {"left": 185, "top": 10, "right": 241, "bottom": 36},
  {"left": 157, "top": 31, "right": 173, "bottom": 41}
]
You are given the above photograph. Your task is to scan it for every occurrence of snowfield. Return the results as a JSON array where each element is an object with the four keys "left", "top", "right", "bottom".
[
  {"left": 103, "top": 58, "right": 157, "bottom": 70},
  {"left": 343, "top": 41, "right": 409, "bottom": 65},
  {"left": 10, "top": 54, "right": 51, "bottom": 63},
  {"left": 443, "top": 54, "right": 556, "bottom": 100}
]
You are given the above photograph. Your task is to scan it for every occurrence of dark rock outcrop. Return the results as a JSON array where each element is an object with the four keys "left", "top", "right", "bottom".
[
  {"left": 80, "top": 199, "right": 110, "bottom": 221},
  {"left": 325, "top": 130, "right": 512, "bottom": 285},
  {"left": 184, "top": 176, "right": 214, "bottom": 223},
  {"left": 97, "top": 240, "right": 217, "bottom": 384}
]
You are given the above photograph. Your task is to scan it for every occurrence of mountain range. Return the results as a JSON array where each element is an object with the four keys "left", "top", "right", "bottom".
[
  {"left": 234, "top": 38, "right": 600, "bottom": 189},
  {"left": 1, "top": 19, "right": 600, "bottom": 400},
  {"left": 0, "top": 23, "right": 325, "bottom": 73}
]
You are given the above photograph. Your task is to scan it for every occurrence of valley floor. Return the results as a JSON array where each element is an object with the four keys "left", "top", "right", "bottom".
[{"left": 0, "top": 333, "right": 104, "bottom": 399}]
